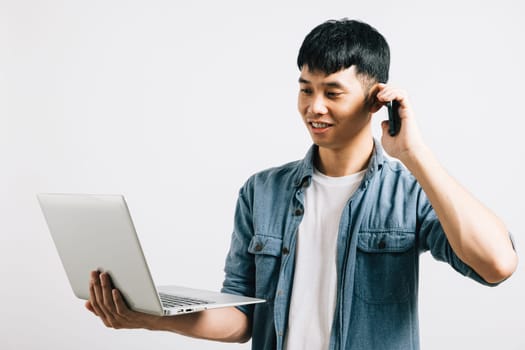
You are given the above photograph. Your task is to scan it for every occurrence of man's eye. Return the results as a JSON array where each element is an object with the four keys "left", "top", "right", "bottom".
[
  {"left": 300, "top": 88, "right": 312, "bottom": 95},
  {"left": 326, "top": 91, "right": 342, "bottom": 98}
]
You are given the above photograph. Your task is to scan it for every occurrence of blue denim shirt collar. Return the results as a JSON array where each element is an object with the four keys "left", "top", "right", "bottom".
[{"left": 293, "top": 138, "right": 386, "bottom": 189}]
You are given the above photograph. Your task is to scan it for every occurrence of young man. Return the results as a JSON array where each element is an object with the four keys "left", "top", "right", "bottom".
[{"left": 86, "top": 19, "right": 517, "bottom": 350}]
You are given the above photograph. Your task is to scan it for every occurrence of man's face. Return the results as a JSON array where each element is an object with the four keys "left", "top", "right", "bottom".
[{"left": 298, "top": 65, "right": 374, "bottom": 151}]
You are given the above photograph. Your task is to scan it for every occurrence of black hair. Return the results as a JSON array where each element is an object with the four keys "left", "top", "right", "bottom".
[{"left": 297, "top": 19, "right": 390, "bottom": 84}]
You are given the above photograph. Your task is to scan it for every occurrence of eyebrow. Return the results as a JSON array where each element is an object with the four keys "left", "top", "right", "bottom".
[{"left": 298, "top": 77, "right": 345, "bottom": 89}]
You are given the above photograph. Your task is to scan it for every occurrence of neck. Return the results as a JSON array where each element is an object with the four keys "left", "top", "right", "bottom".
[{"left": 315, "top": 133, "right": 374, "bottom": 177}]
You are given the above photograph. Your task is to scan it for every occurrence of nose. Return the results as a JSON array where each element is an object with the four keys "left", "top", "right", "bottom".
[{"left": 309, "top": 94, "right": 328, "bottom": 115}]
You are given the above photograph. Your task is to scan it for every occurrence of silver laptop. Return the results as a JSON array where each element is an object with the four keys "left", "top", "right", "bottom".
[{"left": 37, "top": 193, "right": 264, "bottom": 316}]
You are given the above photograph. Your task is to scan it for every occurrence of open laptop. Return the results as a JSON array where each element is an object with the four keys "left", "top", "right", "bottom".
[{"left": 37, "top": 193, "right": 264, "bottom": 316}]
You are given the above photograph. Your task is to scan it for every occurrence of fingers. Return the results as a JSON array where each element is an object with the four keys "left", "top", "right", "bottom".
[
  {"left": 89, "top": 271, "right": 107, "bottom": 320},
  {"left": 375, "top": 83, "right": 409, "bottom": 106},
  {"left": 112, "top": 288, "right": 129, "bottom": 317},
  {"left": 376, "top": 84, "right": 416, "bottom": 126},
  {"left": 89, "top": 270, "right": 118, "bottom": 328},
  {"left": 100, "top": 272, "right": 117, "bottom": 314},
  {"left": 87, "top": 270, "right": 141, "bottom": 330},
  {"left": 89, "top": 271, "right": 111, "bottom": 326}
]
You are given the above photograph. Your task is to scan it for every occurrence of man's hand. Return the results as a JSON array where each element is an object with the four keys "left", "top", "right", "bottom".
[
  {"left": 85, "top": 271, "right": 252, "bottom": 342},
  {"left": 375, "top": 83, "right": 427, "bottom": 162},
  {"left": 85, "top": 270, "right": 158, "bottom": 330}
]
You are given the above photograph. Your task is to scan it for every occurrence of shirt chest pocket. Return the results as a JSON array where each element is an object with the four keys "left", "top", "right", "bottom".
[
  {"left": 355, "top": 231, "right": 416, "bottom": 304},
  {"left": 248, "top": 235, "right": 283, "bottom": 300}
]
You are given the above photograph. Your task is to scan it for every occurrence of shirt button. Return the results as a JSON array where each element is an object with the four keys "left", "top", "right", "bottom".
[
  {"left": 254, "top": 244, "right": 263, "bottom": 252},
  {"left": 378, "top": 240, "right": 387, "bottom": 249},
  {"left": 294, "top": 208, "right": 304, "bottom": 216},
  {"left": 282, "top": 247, "right": 289, "bottom": 255}
]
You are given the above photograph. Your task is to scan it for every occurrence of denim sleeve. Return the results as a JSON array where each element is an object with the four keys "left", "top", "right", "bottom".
[
  {"left": 415, "top": 187, "right": 506, "bottom": 287},
  {"left": 220, "top": 182, "right": 256, "bottom": 319}
]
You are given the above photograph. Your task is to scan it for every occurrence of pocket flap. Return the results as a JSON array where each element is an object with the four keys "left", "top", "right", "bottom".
[
  {"left": 248, "top": 235, "right": 283, "bottom": 257},
  {"left": 357, "top": 231, "right": 415, "bottom": 253}
]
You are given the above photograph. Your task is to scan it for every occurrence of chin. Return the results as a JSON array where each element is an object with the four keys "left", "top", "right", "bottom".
[{"left": 311, "top": 140, "right": 337, "bottom": 149}]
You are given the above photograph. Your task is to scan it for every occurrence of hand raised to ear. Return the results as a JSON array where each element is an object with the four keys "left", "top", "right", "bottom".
[{"left": 375, "top": 83, "right": 425, "bottom": 162}]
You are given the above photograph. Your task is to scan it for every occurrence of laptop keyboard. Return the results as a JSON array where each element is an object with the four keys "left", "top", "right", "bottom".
[{"left": 159, "top": 292, "right": 215, "bottom": 308}]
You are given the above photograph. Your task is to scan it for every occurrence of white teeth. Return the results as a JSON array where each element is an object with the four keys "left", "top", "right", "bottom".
[{"left": 312, "top": 122, "right": 330, "bottom": 128}]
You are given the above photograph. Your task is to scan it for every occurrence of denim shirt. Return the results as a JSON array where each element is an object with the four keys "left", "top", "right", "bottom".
[{"left": 221, "top": 140, "right": 496, "bottom": 350}]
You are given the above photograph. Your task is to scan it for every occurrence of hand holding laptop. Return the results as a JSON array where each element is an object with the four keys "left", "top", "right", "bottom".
[
  {"left": 38, "top": 193, "right": 263, "bottom": 341},
  {"left": 85, "top": 270, "right": 253, "bottom": 342},
  {"left": 85, "top": 270, "right": 156, "bottom": 329}
]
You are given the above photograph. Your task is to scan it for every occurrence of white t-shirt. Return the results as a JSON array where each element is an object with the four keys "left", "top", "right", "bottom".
[{"left": 283, "top": 168, "right": 365, "bottom": 350}]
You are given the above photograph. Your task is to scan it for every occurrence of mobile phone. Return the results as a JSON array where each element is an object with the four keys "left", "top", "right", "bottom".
[{"left": 386, "top": 100, "right": 401, "bottom": 136}]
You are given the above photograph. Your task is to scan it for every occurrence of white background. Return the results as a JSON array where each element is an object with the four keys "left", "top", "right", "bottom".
[{"left": 2, "top": 0, "right": 524, "bottom": 349}]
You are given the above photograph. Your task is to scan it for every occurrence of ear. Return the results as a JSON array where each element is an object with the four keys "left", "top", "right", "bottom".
[{"left": 367, "top": 83, "right": 384, "bottom": 113}]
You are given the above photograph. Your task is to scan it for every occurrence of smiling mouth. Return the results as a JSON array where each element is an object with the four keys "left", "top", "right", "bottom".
[{"left": 310, "top": 122, "right": 333, "bottom": 129}]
